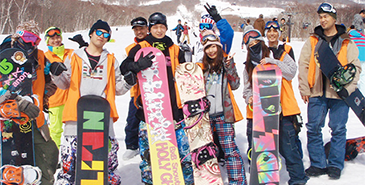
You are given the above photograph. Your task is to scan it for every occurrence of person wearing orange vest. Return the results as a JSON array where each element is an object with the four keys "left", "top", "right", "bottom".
[
  {"left": 265, "top": 21, "right": 308, "bottom": 185},
  {"left": 119, "top": 12, "right": 194, "bottom": 185},
  {"left": 122, "top": 17, "right": 148, "bottom": 160},
  {"left": 44, "top": 27, "right": 73, "bottom": 149},
  {"left": 199, "top": 30, "right": 247, "bottom": 185},
  {"left": 298, "top": 3, "right": 361, "bottom": 180},
  {"left": 0, "top": 20, "right": 59, "bottom": 185},
  {"left": 51, "top": 20, "right": 131, "bottom": 185}
]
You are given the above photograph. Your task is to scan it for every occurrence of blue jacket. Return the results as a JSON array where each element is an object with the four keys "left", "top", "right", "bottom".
[
  {"left": 349, "top": 29, "right": 365, "bottom": 62},
  {"left": 216, "top": 19, "right": 234, "bottom": 54},
  {"left": 172, "top": 24, "right": 184, "bottom": 35}
]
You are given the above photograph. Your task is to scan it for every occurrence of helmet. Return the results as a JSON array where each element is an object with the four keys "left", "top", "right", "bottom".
[{"left": 148, "top": 12, "right": 167, "bottom": 29}]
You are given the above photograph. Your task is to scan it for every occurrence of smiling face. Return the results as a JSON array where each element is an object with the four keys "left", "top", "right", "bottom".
[
  {"left": 266, "top": 27, "right": 279, "bottom": 43},
  {"left": 204, "top": 44, "right": 218, "bottom": 59},
  {"left": 150, "top": 24, "right": 167, "bottom": 39},
  {"left": 319, "top": 13, "right": 336, "bottom": 31},
  {"left": 133, "top": 26, "right": 148, "bottom": 40},
  {"left": 47, "top": 35, "right": 62, "bottom": 47}
]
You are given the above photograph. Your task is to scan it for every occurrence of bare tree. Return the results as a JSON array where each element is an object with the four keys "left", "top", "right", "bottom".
[{"left": 0, "top": 0, "right": 15, "bottom": 34}]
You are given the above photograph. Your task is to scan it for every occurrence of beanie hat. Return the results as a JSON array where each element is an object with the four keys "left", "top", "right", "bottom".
[
  {"left": 44, "top": 26, "right": 62, "bottom": 45},
  {"left": 317, "top": 2, "right": 337, "bottom": 20},
  {"left": 264, "top": 21, "right": 281, "bottom": 40},
  {"left": 201, "top": 30, "right": 222, "bottom": 50},
  {"left": 148, "top": 12, "right": 168, "bottom": 30},
  {"left": 89, "top": 19, "right": 111, "bottom": 39},
  {"left": 243, "top": 29, "right": 264, "bottom": 46},
  {"left": 200, "top": 14, "right": 215, "bottom": 25}
]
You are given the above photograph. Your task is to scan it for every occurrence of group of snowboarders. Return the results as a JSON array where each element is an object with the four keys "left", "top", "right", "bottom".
[{"left": 0, "top": 1, "right": 363, "bottom": 185}]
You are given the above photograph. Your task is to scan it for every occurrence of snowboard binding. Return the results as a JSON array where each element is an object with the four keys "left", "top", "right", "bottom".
[
  {"left": 330, "top": 63, "right": 356, "bottom": 92},
  {"left": 190, "top": 142, "right": 218, "bottom": 169},
  {"left": 180, "top": 97, "right": 210, "bottom": 129},
  {"left": 0, "top": 165, "right": 41, "bottom": 185}
]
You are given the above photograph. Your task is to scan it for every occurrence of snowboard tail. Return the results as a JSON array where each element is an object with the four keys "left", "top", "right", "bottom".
[
  {"left": 76, "top": 95, "right": 110, "bottom": 185},
  {"left": 251, "top": 64, "right": 282, "bottom": 185}
]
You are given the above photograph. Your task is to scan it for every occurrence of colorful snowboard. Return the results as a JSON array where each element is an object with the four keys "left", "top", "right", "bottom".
[
  {"left": 250, "top": 64, "right": 282, "bottom": 185},
  {"left": 0, "top": 48, "right": 35, "bottom": 175},
  {"left": 325, "top": 136, "right": 365, "bottom": 161},
  {"left": 175, "top": 62, "right": 223, "bottom": 184},
  {"left": 76, "top": 95, "right": 110, "bottom": 185},
  {"left": 315, "top": 41, "right": 365, "bottom": 126},
  {"left": 135, "top": 47, "right": 185, "bottom": 184}
]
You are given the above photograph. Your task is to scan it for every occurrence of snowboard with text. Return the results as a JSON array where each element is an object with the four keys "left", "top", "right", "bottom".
[
  {"left": 135, "top": 47, "right": 185, "bottom": 184},
  {"left": 76, "top": 95, "right": 110, "bottom": 185},
  {"left": 0, "top": 48, "right": 37, "bottom": 184},
  {"left": 250, "top": 64, "right": 282, "bottom": 185},
  {"left": 175, "top": 62, "right": 223, "bottom": 184},
  {"left": 315, "top": 41, "right": 365, "bottom": 126}
]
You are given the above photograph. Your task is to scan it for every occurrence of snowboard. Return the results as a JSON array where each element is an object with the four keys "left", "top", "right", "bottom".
[
  {"left": 76, "top": 95, "right": 110, "bottom": 185},
  {"left": 175, "top": 62, "right": 223, "bottom": 184},
  {"left": 325, "top": 136, "right": 365, "bottom": 161},
  {"left": 0, "top": 48, "right": 35, "bottom": 178},
  {"left": 135, "top": 47, "right": 185, "bottom": 184},
  {"left": 315, "top": 41, "right": 365, "bottom": 126},
  {"left": 250, "top": 64, "right": 282, "bottom": 185}
]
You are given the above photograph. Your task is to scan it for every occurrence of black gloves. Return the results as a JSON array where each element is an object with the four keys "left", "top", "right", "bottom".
[
  {"left": 69, "top": 34, "right": 89, "bottom": 48},
  {"left": 269, "top": 45, "right": 285, "bottom": 60},
  {"left": 50, "top": 62, "right": 67, "bottom": 76},
  {"left": 127, "top": 51, "right": 155, "bottom": 74},
  {"left": 124, "top": 71, "right": 137, "bottom": 86},
  {"left": 204, "top": 3, "right": 222, "bottom": 22},
  {"left": 15, "top": 96, "right": 40, "bottom": 119}
]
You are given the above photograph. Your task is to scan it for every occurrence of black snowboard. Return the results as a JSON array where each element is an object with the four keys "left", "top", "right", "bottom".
[
  {"left": 316, "top": 41, "right": 365, "bottom": 126},
  {"left": 76, "top": 95, "right": 110, "bottom": 184},
  {"left": 325, "top": 136, "right": 365, "bottom": 161}
]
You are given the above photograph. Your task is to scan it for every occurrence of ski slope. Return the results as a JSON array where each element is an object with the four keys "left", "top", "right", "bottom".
[{"left": 1, "top": 23, "right": 365, "bottom": 184}]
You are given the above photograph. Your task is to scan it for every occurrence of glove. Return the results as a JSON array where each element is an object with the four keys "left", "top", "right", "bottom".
[
  {"left": 50, "top": 62, "right": 67, "bottom": 76},
  {"left": 129, "top": 51, "right": 155, "bottom": 73},
  {"left": 69, "top": 34, "right": 89, "bottom": 48},
  {"left": 204, "top": 3, "right": 222, "bottom": 22},
  {"left": 124, "top": 71, "right": 137, "bottom": 86},
  {"left": 15, "top": 96, "right": 40, "bottom": 120}
]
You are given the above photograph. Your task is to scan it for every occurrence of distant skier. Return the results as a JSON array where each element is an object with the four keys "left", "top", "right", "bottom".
[
  {"left": 253, "top": 14, "right": 265, "bottom": 36},
  {"left": 182, "top": 22, "right": 191, "bottom": 44},
  {"left": 171, "top": 19, "right": 184, "bottom": 44}
]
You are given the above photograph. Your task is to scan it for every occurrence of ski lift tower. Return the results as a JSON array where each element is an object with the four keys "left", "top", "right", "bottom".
[{"left": 282, "top": 12, "right": 296, "bottom": 42}]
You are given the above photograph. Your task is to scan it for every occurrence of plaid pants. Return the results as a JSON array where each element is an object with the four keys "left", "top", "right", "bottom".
[{"left": 211, "top": 115, "right": 247, "bottom": 185}]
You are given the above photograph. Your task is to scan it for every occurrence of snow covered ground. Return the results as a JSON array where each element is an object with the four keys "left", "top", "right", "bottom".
[{"left": 2, "top": 22, "right": 365, "bottom": 184}]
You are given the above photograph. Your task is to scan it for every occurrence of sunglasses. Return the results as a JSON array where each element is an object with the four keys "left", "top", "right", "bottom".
[
  {"left": 265, "top": 21, "right": 280, "bottom": 30},
  {"left": 243, "top": 30, "right": 261, "bottom": 45},
  {"left": 318, "top": 2, "right": 336, "bottom": 14},
  {"left": 46, "top": 28, "right": 61, "bottom": 37},
  {"left": 16, "top": 30, "right": 41, "bottom": 46},
  {"left": 201, "top": 34, "right": 219, "bottom": 45},
  {"left": 199, "top": 23, "right": 213, "bottom": 31},
  {"left": 95, "top": 30, "right": 110, "bottom": 38},
  {"left": 132, "top": 20, "right": 147, "bottom": 27}
]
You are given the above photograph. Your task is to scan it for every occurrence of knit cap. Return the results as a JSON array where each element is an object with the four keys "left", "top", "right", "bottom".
[
  {"left": 89, "top": 19, "right": 111, "bottom": 39},
  {"left": 201, "top": 30, "right": 222, "bottom": 49},
  {"left": 44, "top": 26, "right": 62, "bottom": 45}
]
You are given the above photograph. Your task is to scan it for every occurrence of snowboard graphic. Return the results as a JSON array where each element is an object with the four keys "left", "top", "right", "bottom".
[
  {"left": 0, "top": 48, "right": 35, "bottom": 178},
  {"left": 325, "top": 136, "right": 365, "bottom": 161},
  {"left": 250, "top": 64, "right": 282, "bottom": 185},
  {"left": 315, "top": 41, "right": 365, "bottom": 126},
  {"left": 76, "top": 95, "right": 110, "bottom": 185},
  {"left": 175, "top": 62, "right": 223, "bottom": 184},
  {"left": 135, "top": 47, "right": 185, "bottom": 184},
  {"left": 0, "top": 165, "right": 41, "bottom": 185}
]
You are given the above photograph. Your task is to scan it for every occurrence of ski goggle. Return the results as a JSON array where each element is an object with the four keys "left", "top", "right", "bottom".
[
  {"left": 201, "top": 34, "right": 219, "bottom": 45},
  {"left": 265, "top": 21, "right": 280, "bottom": 30},
  {"left": 149, "top": 13, "right": 167, "bottom": 26},
  {"left": 95, "top": 29, "right": 110, "bottom": 38},
  {"left": 317, "top": 2, "right": 336, "bottom": 14},
  {"left": 243, "top": 30, "right": 261, "bottom": 45},
  {"left": 16, "top": 30, "right": 41, "bottom": 46},
  {"left": 199, "top": 23, "right": 213, "bottom": 31},
  {"left": 45, "top": 27, "right": 62, "bottom": 37}
]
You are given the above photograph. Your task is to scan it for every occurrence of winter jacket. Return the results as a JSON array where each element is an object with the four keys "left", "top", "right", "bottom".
[
  {"left": 45, "top": 48, "right": 73, "bottom": 108},
  {"left": 198, "top": 59, "right": 243, "bottom": 123},
  {"left": 120, "top": 34, "right": 186, "bottom": 122},
  {"left": 53, "top": 48, "right": 130, "bottom": 124},
  {"left": 253, "top": 18, "right": 266, "bottom": 36},
  {"left": 172, "top": 24, "right": 184, "bottom": 35},
  {"left": 298, "top": 25, "right": 361, "bottom": 99},
  {"left": 183, "top": 25, "right": 190, "bottom": 35},
  {"left": 348, "top": 29, "right": 365, "bottom": 62},
  {"left": 243, "top": 44, "right": 298, "bottom": 118},
  {"left": 125, "top": 37, "right": 144, "bottom": 98},
  {"left": 352, "top": 14, "right": 364, "bottom": 32},
  {"left": 194, "top": 19, "right": 234, "bottom": 63}
]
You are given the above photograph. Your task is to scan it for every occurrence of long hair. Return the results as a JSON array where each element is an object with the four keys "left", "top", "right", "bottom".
[
  {"left": 245, "top": 41, "right": 270, "bottom": 84},
  {"left": 202, "top": 44, "right": 224, "bottom": 74}
]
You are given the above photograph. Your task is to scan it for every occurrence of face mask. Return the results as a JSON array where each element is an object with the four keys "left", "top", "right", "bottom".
[{"left": 249, "top": 42, "right": 262, "bottom": 65}]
